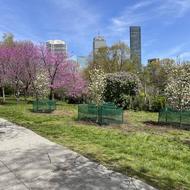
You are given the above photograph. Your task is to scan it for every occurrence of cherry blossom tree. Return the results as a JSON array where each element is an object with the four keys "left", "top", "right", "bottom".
[
  {"left": 7, "top": 43, "right": 26, "bottom": 102},
  {"left": 63, "top": 71, "right": 87, "bottom": 98},
  {"left": 40, "top": 46, "right": 86, "bottom": 100},
  {"left": 0, "top": 42, "right": 39, "bottom": 102},
  {"left": 19, "top": 42, "right": 39, "bottom": 100},
  {"left": 0, "top": 44, "right": 10, "bottom": 102},
  {"left": 0, "top": 42, "right": 87, "bottom": 102}
]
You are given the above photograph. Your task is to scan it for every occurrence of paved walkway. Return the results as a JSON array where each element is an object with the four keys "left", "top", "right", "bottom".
[{"left": 0, "top": 118, "right": 156, "bottom": 190}]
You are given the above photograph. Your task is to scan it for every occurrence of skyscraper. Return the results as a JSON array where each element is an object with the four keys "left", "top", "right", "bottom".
[
  {"left": 130, "top": 26, "right": 141, "bottom": 68},
  {"left": 46, "top": 40, "right": 67, "bottom": 53},
  {"left": 93, "top": 35, "right": 106, "bottom": 59}
]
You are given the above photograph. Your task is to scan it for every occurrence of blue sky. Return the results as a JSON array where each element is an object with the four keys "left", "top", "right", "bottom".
[{"left": 0, "top": 0, "right": 190, "bottom": 64}]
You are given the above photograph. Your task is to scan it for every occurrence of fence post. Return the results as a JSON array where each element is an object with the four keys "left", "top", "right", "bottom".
[
  {"left": 158, "top": 111, "right": 160, "bottom": 123},
  {"left": 180, "top": 109, "right": 182, "bottom": 127},
  {"left": 37, "top": 100, "right": 39, "bottom": 112},
  {"left": 97, "top": 105, "right": 99, "bottom": 124},
  {"left": 165, "top": 107, "right": 168, "bottom": 123},
  {"left": 98, "top": 105, "right": 102, "bottom": 125},
  {"left": 122, "top": 110, "right": 124, "bottom": 124},
  {"left": 77, "top": 105, "right": 79, "bottom": 120}
]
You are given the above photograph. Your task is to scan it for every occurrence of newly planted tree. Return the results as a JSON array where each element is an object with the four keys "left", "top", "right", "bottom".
[
  {"left": 32, "top": 66, "right": 50, "bottom": 100},
  {"left": 165, "top": 63, "right": 190, "bottom": 111},
  {"left": 88, "top": 68, "right": 106, "bottom": 106}
]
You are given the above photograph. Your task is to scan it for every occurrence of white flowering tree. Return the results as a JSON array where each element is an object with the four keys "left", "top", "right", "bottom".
[
  {"left": 88, "top": 68, "right": 106, "bottom": 106},
  {"left": 32, "top": 67, "right": 50, "bottom": 100},
  {"left": 165, "top": 63, "right": 190, "bottom": 111}
]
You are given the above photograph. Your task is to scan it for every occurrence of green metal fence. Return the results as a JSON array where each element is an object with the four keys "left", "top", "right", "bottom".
[
  {"left": 78, "top": 103, "right": 124, "bottom": 125},
  {"left": 158, "top": 108, "right": 190, "bottom": 127},
  {"left": 33, "top": 100, "right": 56, "bottom": 113}
]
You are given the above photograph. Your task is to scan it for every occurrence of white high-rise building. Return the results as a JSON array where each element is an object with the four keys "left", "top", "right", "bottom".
[
  {"left": 46, "top": 40, "right": 67, "bottom": 53},
  {"left": 93, "top": 35, "right": 106, "bottom": 58}
]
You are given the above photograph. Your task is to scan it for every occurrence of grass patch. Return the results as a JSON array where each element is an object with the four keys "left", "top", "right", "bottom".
[{"left": 0, "top": 100, "right": 190, "bottom": 190}]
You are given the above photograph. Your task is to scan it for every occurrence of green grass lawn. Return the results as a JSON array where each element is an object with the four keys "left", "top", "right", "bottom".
[{"left": 0, "top": 99, "right": 190, "bottom": 190}]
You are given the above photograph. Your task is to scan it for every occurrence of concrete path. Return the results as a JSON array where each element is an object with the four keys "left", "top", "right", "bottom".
[{"left": 0, "top": 118, "right": 156, "bottom": 190}]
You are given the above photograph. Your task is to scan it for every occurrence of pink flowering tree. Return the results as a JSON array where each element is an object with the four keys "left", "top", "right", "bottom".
[
  {"left": 0, "top": 45, "right": 12, "bottom": 102},
  {"left": 2, "top": 42, "right": 39, "bottom": 102},
  {"left": 0, "top": 42, "right": 87, "bottom": 102},
  {"left": 63, "top": 71, "right": 87, "bottom": 98},
  {"left": 6, "top": 43, "right": 26, "bottom": 102},
  {"left": 40, "top": 46, "right": 87, "bottom": 100},
  {"left": 19, "top": 42, "right": 39, "bottom": 100}
]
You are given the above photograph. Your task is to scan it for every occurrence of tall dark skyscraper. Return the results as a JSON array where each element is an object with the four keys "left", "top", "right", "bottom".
[{"left": 130, "top": 26, "right": 141, "bottom": 68}]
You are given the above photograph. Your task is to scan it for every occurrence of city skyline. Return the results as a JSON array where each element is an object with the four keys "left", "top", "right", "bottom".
[{"left": 0, "top": 0, "right": 190, "bottom": 64}]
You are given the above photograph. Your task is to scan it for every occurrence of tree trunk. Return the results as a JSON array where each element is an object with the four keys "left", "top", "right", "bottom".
[
  {"left": 16, "top": 89, "right": 20, "bottom": 104},
  {"left": 49, "top": 88, "right": 54, "bottom": 100},
  {"left": 24, "top": 88, "right": 27, "bottom": 103},
  {"left": 179, "top": 109, "right": 182, "bottom": 128},
  {"left": 2, "top": 86, "right": 5, "bottom": 103}
]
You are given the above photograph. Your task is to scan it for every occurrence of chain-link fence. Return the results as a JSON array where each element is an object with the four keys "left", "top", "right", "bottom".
[
  {"left": 33, "top": 100, "right": 56, "bottom": 113},
  {"left": 158, "top": 108, "right": 190, "bottom": 127},
  {"left": 78, "top": 103, "right": 124, "bottom": 125}
]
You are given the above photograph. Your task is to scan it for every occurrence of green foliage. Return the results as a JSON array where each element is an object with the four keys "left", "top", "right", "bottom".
[
  {"left": 151, "top": 96, "right": 166, "bottom": 112},
  {"left": 104, "top": 72, "right": 141, "bottom": 107},
  {"left": 118, "top": 94, "right": 166, "bottom": 112},
  {"left": 84, "top": 42, "right": 137, "bottom": 78},
  {"left": 142, "top": 59, "right": 174, "bottom": 96},
  {"left": 0, "top": 85, "right": 14, "bottom": 96},
  {"left": 2, "top": 32, "right": 14, "bottom": 46},
  {"left": 129, "top": 95, "right": 166, "bottom": 112},
  {"left": 94, "top": 42, "right": 131, "bottom": 73},
  {"left": 119, "top": 95, "right": 132, "bottom": 109}
]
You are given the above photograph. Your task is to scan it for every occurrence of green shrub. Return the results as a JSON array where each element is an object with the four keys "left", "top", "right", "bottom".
[
  {"left": 104, "top": 72, "right": 141, "bottom": 107},
  {"left": 131, "top": 95, "right": 166, "bottom": 112},
  {"left": 119, "top": 95, "right": 131, "bottom": 109},
  {"left": 151, "top": 96, "right": 166, "bottom": 112}
]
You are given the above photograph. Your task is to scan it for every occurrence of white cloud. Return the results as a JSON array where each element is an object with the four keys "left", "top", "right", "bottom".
[
  {"left": 43, "top": 0, "right": 101, "bottom": 53},
  {"left": 109, "top": 0, "right": 190, "bottom": 34},
  {"left": 131, "top": 1, "right": 153, "bottom": 10},
  {"left": 48, "top": 0, "right": 100, "bottom": 32},
  {"left": 167, "top": 44, "right": 186, "bottom": 56},
  {"left": 180, "top": 51, "right": 190, "bottom": 59},
  {"left": 158, "top": 0, "right": 190, "bottom": 18},
  {"left": 149, "top": 42, "right": 190, "bottom": 61},
  {"left": 109, "top": 1, "right": 153, "bottom": 33}
]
